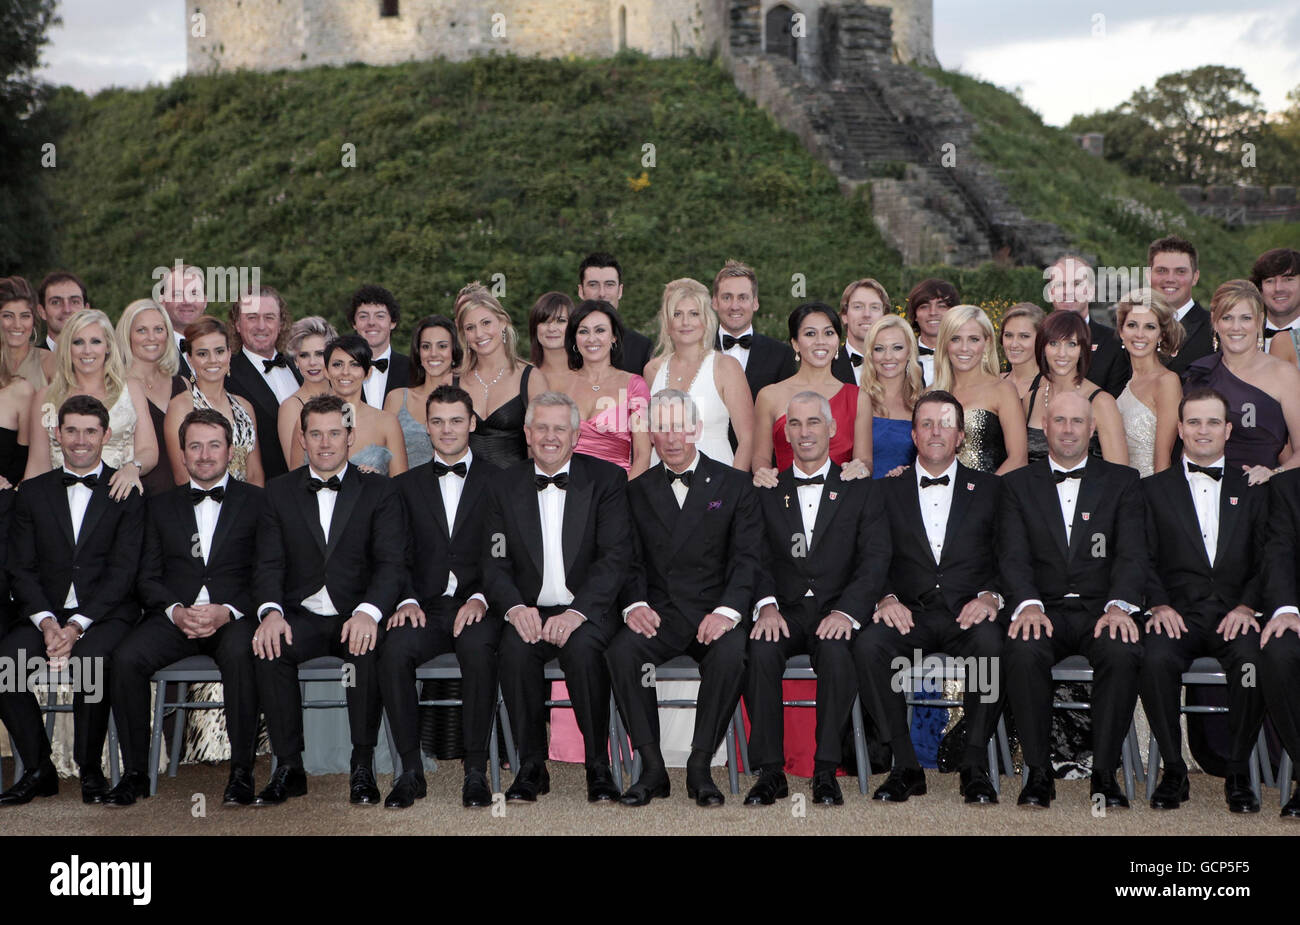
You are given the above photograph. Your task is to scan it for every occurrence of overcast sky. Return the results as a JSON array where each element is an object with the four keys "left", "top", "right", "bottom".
[{"left": 34, "top": 0, "right": 1300, "bottom": 126}]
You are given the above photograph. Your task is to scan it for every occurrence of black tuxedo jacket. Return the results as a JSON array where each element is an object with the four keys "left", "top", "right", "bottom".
[
  {"left": 378, "top": 352, "right": 410, "bottom": 401},
  {"left": 7, "top": 466, "right": 144, "bottom": 627},
  {"left": 883, "top": 463, "right": 1002, "bottom": 614},
  {"left": 0, "top": 488, "right": 13, "bottom": 613},
  {"left": 394, "top": 456, "right": 491, "bottom": 608},
  {"left": 623, "top": 453, "right": 761, "bottom": 648},
  {"left": 1142, "top": 465, "right": 1265, "bottom": 622},
  {"left": 755, "top": 464, "right": 889, "bottom": 625},
  {"left": 137, "top": 479, "right": 263, "bottom": 620},
  {"left": 616, "top": 328, "right": 654, "bottom": 378},
  {"left": 1088, "top": 317, "right": 1131, "bottom": 398},
  {"left": 481, "top": 453, "right": 631, "bottom": 634},
  {"left": 830, "top": 345, "right": 861, "bottom": 387},
  {"left": 717, "top": 331, "right": 797, "bottom": 399},
  {"left": 1264, "top": 470, "right": 1300, "bottom": 615},
  {"left": 254, "top": 466, "right": 404, "bottom": 619},
  {"left": 226, "top": 350, "right": 301, "bottom": 480},
  {"left": 1000, "top": 458, "right": 1144, "bottom": 617},
  {"left": 1167, "top": 302, "right": 1213, "bottom": 378}
]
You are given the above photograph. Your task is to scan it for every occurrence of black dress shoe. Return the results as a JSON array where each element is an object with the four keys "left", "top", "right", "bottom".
[
  {"left": 81, "top": 768, "right": 110, "bottom": 805},
  {"left": 222, "top": 767, "right": 255, "bottom": 806},
  {"left": 1282, "top": 789, "right": 1300, "bottom": 820},
  {"left": 462, "top": 768, "right": 492, "bottom": 808},
  {"left": 586, "top": 763, "right": 620, "bottom": 803},
  {"left": 1017, "top": 767, "right": 1055, "bottom": 808},
  {"left": 1091, "top": 771, "right": 1130, "bottom": 809},
  {"left": 811, "top": 770, "right": 844, "bottom": 805},
  {"left": 959, "top": 766, "right": 998, "bottom": 805},
  {"left": 102, "top": 771, "right": 150, "bottom": 807},
  {"left": 253, "top": 765, "right": 307, "bottom": 806},
  {"left": 383, "top": 770, "right": 426, "bottom": 809},
  {"left": 872, "top": 767, "right": 927, "bottom": 802},
  {"left": 619, "top": 771, "right": 671, "bottom": 806},
  {"left": 1149, "top": 769, "right": 1190, "bottom": 810},
  {"left": 743, "top": 769, "right": 789, "bottom": 805},
  {"left": 505, "top": 762, "right": 550, "bottom": 802},
  {"left": 0, "top": 760, "right": 58, "bottom": 806},
  {"left": 350, "top": 765, "right": 381, "bottom": 805},
  {"left": 1224, "top": 773, "right": 1259, "bottom": 814},
  {"left": 686, "top": 773, "right": 725, "bottom": 807}
]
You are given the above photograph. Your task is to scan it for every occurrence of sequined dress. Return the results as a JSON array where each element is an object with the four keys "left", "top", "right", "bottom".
[
  {"left": 1116, "top": 385, "right": 1157, "bottom": 478},
  {"left": 957, "top": 408, "right": 1008, "bottom": 473}
]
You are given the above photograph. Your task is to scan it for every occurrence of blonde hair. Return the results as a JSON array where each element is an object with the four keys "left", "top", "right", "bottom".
[
  {"left": 1210, "top": 279, "right": 1265, "bottom": 332},
  {"left": 116, "top": 298, "right": 180, "bottom": 377},
  {"left": 48, "top": 308, "right": 126, "bottom": 410},
  {"left": 1114, "top": 288, "right": 1185, "bottom": 358},
  {"left": 861, "top": 314, "right": 924, "bottom": 416},
  {"left": 455, "top": 289, "right": 522, "bottom": 375},
  {"left": 932, "top": 305, "right": 1000, "bottom": 392},
  {"left": 839, "top": 278, "right": 891, "bottom": 316},
  {"left": 711, "top": 259, "right": 757, "bottom": 299},
  {"left": 654, "top": 278, "right": 718, "bottom": 361}
]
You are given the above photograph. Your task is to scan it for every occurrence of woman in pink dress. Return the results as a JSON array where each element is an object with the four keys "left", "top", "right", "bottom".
[{"left": 549, "top": 299, "right": 650, "bottom": 763}]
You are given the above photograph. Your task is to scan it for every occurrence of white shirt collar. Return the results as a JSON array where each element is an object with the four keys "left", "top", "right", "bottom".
[
  {"left": 845, "top": 342, "right": 864, "bottom": 358},
  {"left": 915, "top": 458, "right": 957, "bottom": 487},
  {"left": 308, "top": 463, "right": 348, "bottom": 483},
  {"left": 1182, "top": 454, "right": 1225, "bottom": 475},
  {"left": 244, "top": 346, "right": 276, "bottom": 362},
  {"left": 724, "top": 326, "right": 754, "bottom": 340},
  {"left": 533, "top": 459, "right": 572, "bottom": 479},
  {"left": 792, "top": 457, "right": 832, "bottom": 480},
  {"left": 62, "top": 462, "right": 105, "bottom": 481},
  {"left": 434, "top": 449, "right": 473, "bottom": 470},
  {"left": 1174, "top": 299, "right": 1195, "bottom": 322},
  {"left": 1049, "top": 456, "right": 1089, "bottom": 475},
  {"left": 189, "top": 472, "right": 231, "bottom": 493},
  {"left": 372, "top": 344, "right": 392, "bottom": 362},
  {"left": 666, "top": 452, "right": 701, "bottom": 477}
]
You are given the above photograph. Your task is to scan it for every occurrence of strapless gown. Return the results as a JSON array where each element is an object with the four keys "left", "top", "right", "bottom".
[
  {"left": 872, "top": 416, "right": 916, "bottom": 477},
  {"left": 649, "top": 351, "right": 734, "bottom": 467},
  {"left": 469, "top": 366, "right": 532, "bottom": 469},
  {"left": 0, "top": 426, "right": 27, "bottom": 486},
  {"left": 396, "top": 389, "right": 434, "bottom": 469},
  {"left": 1116, "top": 385, "right": 1157, "bottom": 478},
  {"left": 351, "top": 444, "right": 393, "bottom": 476},
  {"left": 575, "top": 375, "right": 649, "bottom": 471},
  {"left": 957, "top": 408, "right": 1008, "bottom": 474},
  {"left": 1184, "top": 353, "right": 1288, "bottom": 470},
  {"left": 142, "top": 376, "right": 187, "bottom": 495},
  {"left": 773, "top": 383, "right": 859, "bottom": 470}
]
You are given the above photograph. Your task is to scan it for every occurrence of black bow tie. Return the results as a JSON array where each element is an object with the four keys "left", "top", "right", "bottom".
[
  {"left": 849, "top": 352, "right": 864, "bottom": 367},
  {"left": 920, "top": 475, "right": 949, "bottom": 488},
  {"left": 535, "top": 473, "right": 568, "bottom": 491},
  {"left": 1263, "top": 326, "right": 1291, "bottom": 341},
  {"left": 262, "top": 353, "right": 289, "bottom": 372},
  {"left": 1053, "top": 468, "right": 1084, "bottom": 483},
  {"left": 190, "top": 485, "right": 226, "bottom": 504},
  {"left": 308, "top": 475, "right": 342, "bottom": 493},
  {"left": 917, "top": 345, "right": 935, "bottom": 357},
  {"left": 61, "top": 472, "right": 98, "bottom": 489},
  {"left": 432, "top": 460, "right": 467, "bottom": 478},
  {"left": 794, "top": 474, "right": 825, "bottom": 486},
  {"left": 1187, "top": 462, "right": 1223, "bottom": 481},
  {"left": 666, "top": 468, "right": 693, "bottom": 487},
  {"left": 371, "top": 358, "right": 389, "bottom": 373},
  {"left": 721, "top": 333, "right": 753, "bottom": 351}
]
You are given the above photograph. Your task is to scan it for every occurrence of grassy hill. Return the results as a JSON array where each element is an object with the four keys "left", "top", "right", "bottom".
[{"left": 21, "top": 53, "right": 1296, "bottom": 344}]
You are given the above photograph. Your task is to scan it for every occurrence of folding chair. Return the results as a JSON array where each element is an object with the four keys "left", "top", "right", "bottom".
[{"left": 13, "top": 683, "right": 121, "bottom": 787}]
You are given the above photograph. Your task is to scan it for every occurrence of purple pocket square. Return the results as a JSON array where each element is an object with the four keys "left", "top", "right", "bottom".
[{"left": 707, "top": 500, "right": 722, "bottom": 510}]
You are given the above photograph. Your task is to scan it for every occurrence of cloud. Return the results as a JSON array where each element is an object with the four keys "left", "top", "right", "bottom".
[{"left": 37, "top": 0, "right": 185, "bottom": 93}]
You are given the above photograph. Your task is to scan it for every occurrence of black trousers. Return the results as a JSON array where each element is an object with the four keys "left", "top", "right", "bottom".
[
  {"left": 0, "top": 615, "right": 131, "bottom": 771},
  {"left": 606, "top": 620, "right": 747, "bottom": 757},
  {"left": 1139, "top": 616, "right": 1263, "bottom": 775},
  {"left": 1004, "top": 603, "right": 1142, "bottom": 774},
  {"left": 110, "top": 614, "right": 259, "bottom": 774},
  {"left": 378, "top": 597, "right": 501, "bottom": 774},
  {"left": 253, "top": 608, "right": 384, "bottom": 762},
  {"left": 744, "top": 599, "right": 857, "bottom": 770},
  {"left": 852, "top": 609, "right": 1004, "bottom": 771},
  {"left": 1258, "top": 630, "right": 1300, "bottom": 775},
  {"left": 498, "top": 607, "right": 611, "bottom": 767}
]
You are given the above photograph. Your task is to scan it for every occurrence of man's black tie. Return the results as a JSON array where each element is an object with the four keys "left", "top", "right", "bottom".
[
  {"left": 1263, "top": 327, "right": 1292, "bottom": 341},
  {"left": 61, "top": 473, "right": 98, "bottom": 488},
  {"left": 666, "top": 468, "right": 693, "bottom": 486},
  {"left": 794, "top": 474, "right": 825, "bottom": 486},
  {"left": 262, "top": 353, "right": 289, "bottom": 373},
  {"left": 1053, "top": 469, "right": 1084, "bottom": 483},
  {"left": 1187, "top": 462, "right": 1223, "bottom": 481},
  {"left": 535, "top": 473, "right": 569, "bottom": 491},
  {"left": 920, "top": 475, "right": 949, "bottom": 488},
  {"left": 721, "top": 333, "right": 753, "bottom": 351},
  {"left": 372, "top": 358, "right": 389, "bottom": 373},
  {"left": 917, "top": 345, "right": 935, "bottom": 357},
  {"left": 849, "top": 353, "right": 864, "bottom": 367},
  {"left": 432, "top": 461, "right": 467, "bottom": 478},
  {"left": 190, "top": 485, "right": 226, "bottom": 504},
  {"left": 308, "top": 475, "right": 342, "bottom": 492}
]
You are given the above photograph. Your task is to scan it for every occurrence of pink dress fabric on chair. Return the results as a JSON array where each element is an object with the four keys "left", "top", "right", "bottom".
[{"left": 549, "top": 375, "right": 649, "bottom": 763}]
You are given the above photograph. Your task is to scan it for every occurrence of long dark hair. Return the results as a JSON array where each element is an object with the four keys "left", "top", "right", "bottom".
[
  {"left": 565, "top": 300, "right": 625, "bottom": 371},
  {"left": 409, "top": 315, "right": 461, "bottom": 387}
]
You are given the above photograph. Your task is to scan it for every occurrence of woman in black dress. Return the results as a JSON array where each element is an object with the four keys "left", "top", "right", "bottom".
[{"left": 116, "top": 298, "right": 186, "bottom": 495}]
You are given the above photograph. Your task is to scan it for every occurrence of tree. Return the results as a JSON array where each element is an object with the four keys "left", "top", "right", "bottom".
[{"left": 0, "top": 0, "right": 60, "bottom": 274}]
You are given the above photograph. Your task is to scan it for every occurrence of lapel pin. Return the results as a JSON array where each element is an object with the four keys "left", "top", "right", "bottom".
[
  {"left": 966, "top": 482, "right": 974, "bottom": 491},
  {"left": 829, "top": 491, "right": 838, "bottom": 501},
  {"left": 1081, "top": 512, "right": 1090, "bottom": 521},
  {"left": 1230, "top": 497, "right": 1238, "bottom": 505},
  {"left": 783, "top": 494, "right": 790, "bottom": 509},
  {"left": 708, "top": 500, "right": 722, "bottom": 510}
]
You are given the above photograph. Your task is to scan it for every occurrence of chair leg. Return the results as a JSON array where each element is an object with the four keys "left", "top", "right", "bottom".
[
  {"left": 1120, "top": 734, "right": 1135, "bottom": 802},
  {"left": 382, "top": 708, "right": 400, "bottom": 780},
  {"left": 1280, "top": 750, "right": 1294, "bottom": 805},
  {"left": 606, "top": 694, "right": 623, "bottom": 793},
  {"left": 148, "top": 679, "right": 167, "bottom": 796},
  {"left": 1128, "top": 719, "right": 1145, "bottom": 784},
  {"left": 1146, "top": 734, "right": 1160, "bottom": 802},
  {"left": 851, "top": 697, "right": 869, "bottom": 796},
  {"left": 107, "top": 714, "right": 121, "bottom": 786},
  {"left": 497, "top": 693, "right": 518, "bottom": 773},
  {"left": 997, "top": 716, "right": 1013, "bottom": 781},
  {"left": 1248, "top": 743, "right": 1262, "bottom": 802},
  {"left": 732, "top": 703, "right": 751, "bottom": 778},
  {"left": 1256, "top": 729, "right": 1275, "bottom": 789},
  {"left": 488, "top": 712, "right": 501, "bottom": 795},
  {"left": 613, "top": 709, "right": 635, "bottom": 787},
  {"left": 168, "top": 682, "right": 188, "bottom": 778},
  {"left": 44, "top": 687, "right": 58, "bottom": 741},
  {"left": 986, "top": 735, "right": 999, "bottom": 796},
  {"left": 725, "top": 720, "right": 740, "bottom": 795}
]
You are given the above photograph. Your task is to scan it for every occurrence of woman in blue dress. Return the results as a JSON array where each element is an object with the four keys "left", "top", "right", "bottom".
[{"left": 861, "top": 314, "right": 922, "bottom": 478}]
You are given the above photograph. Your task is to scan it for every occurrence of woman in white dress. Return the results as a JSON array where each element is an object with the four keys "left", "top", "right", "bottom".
[
  {"left": 642, "top": 278, "right": 754, "bottom": 471},
  {"left": 1115, "top": 289, "right": 1183, "bottom": 478}
]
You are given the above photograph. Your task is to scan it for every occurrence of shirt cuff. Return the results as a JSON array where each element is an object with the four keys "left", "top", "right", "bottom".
[
  {"left": 397, "top": 598, "right": 418, "bottom": 610},
  {"left": 354, "top": 603, "right": 382, "bottom": 624},
  {"left": 979, "top": 590, "right": 1004, "bottom": 611},
  {"left": 714, "top": 606, "right": 741, "bottom": 624},
  {"left": 257, "top": 603, "right": 281, "bottom": 622},
  {"left": 752, "top": 596, "right": 778, "bottom": 621},
  {"left": 226, "top": 604, "right": 243, "bottom": 621},
  {"left": 29, "top": 610, "right": 56, "bottom": 631},
  {"left": 1271, "top": 606, "right": 1300, "bottom": 621},
  {"left": 468, "top": 592, "right": 487, "bottom": 607},
  {"left": 69, "top": 615, "right": 92, "bottom": 632},
  {"left": 564, "top": 608, "right": 587, "bottom": 623},
  {"left": 1010, "top": 599, "right": 1043, "bottom": 622},
  {"left": 874, "top": 594, "right": 898, "bottom": 612},
  {"left": 622, "top": 601, "right": 648, "bottom": 621},
  {"left": 505, "top": 604, "right": 525, "bottom": 624},
  {"left": 1106, "top": 600, "right": 1139, "bottom": 615},
  {"left": 166, "top": 603, "right": 181, "bottom": 623},
  {"left": 829, "top": 609, "right": 861, "bottom": 631}
]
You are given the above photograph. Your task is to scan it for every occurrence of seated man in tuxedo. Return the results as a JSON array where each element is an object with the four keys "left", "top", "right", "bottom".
[
  {"left": 105, "top": 409, "right": 262, "bottom": 807},
  {"left": 852, "top": 390, "right": 1004, "bottom": 805},
  {"left": 250, "top": 394, "right": 404, "bottom": 806},
  {"left": 383, "top": 385, "right": 500, "bottom": 809},
  {"left": 0, "top": 395, "right": 145, "bottom": 806},
  {"left": 608, "top": 389, "right": 761, "bottom": 807},
  {"left": 1140, "top": 387, "right": 1268, "bottom": 813},
  {"left": 1262, "top": 468, "right": 1300, "bottom": 819},
  {"left": 746, "top": 392, "right": 889, "bottom": 806},
  {"left": 483, "top": 391, "right": 631, "bottom": 803},
  {"left": 1001, "top": 389, "right": 1145, "bottom": 809}
]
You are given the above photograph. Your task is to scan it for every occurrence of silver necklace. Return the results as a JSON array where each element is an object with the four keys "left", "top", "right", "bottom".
[{"left": 473, "top": 365, "right": 507, "bottom": 403}]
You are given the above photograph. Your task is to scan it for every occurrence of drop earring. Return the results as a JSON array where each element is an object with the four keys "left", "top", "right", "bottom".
[{"left": 1212, "top": 332, "right": 1219, "bottom": 351}]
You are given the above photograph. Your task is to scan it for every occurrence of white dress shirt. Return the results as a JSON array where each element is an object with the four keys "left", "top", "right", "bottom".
[
  {"left": 917, "top": 342, "right": 937, "bottom": 386},
  {"left": 1174, "top": 299, "right": 1196, "bottom": 323},
  {"left": 916, "top": 458, "right": 958, "bottom": 563},
  {"left": 45, "top": 335, "right": 57, "bottom": 352},
  {"left": 397, "top": 451, "right": 487, "bottom": 611},
  {"left": 720, "top": 326, "right": 753, "bottom": 370},
  {"left": 1183, "top": 454, "right": 1224, "bottom": 566},
  {"left": 845, "top": 343, "right": 865, "bottom": 386},
  {"left": 362, "top": 344, "right": 392, "bottom": 408},
  {"left": 243, "top": 347, "right": 298, "bottom": 403},
  {"left": 166, "top": 474, "right": 244, "bottom": 623},
  {"left": 29, "top": 463, "right": 104, "bottom": 632}
]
